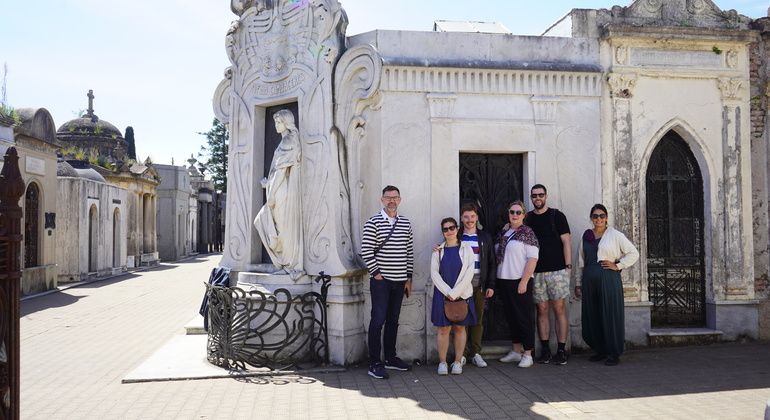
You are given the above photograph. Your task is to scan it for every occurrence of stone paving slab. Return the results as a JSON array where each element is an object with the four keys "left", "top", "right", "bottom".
[{"left": 122, "top": 334, "right": 345, "bottom": 383}]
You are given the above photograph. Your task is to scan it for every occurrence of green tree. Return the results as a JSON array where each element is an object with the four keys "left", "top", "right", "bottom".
[
  {"left": 198, "top": 118, "right": 229, "bottom": 193},
  {"left": 125, "top": 126, "right": 137, "bottom": 160}
]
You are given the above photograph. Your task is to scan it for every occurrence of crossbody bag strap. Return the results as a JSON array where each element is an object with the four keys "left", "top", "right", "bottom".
[{"left": 373, "top": 216, "right": 398, "bottom": 255}]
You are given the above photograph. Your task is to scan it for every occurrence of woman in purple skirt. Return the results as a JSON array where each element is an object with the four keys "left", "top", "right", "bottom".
[{"left": 431, "top": 217, "right": 477, "bottom": 375}]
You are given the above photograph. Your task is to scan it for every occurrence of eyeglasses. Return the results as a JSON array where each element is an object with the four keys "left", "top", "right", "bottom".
[
  {"left": 508, "top": 210, "right": 524, "bottom": 216},
  {"left": 382, "top": 195, "right": 400, "bottom": 201},
  {"left": 441, "top": 225, "right": 458, "bottom": 232},
  {"left": 590, "top": 213, "right": 607, "bottom": 220},
  {"left": 530, "top": 193, "right": 546, "bottom": 199}
]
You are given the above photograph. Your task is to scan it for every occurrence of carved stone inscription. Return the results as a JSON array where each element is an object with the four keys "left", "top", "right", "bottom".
[{"left": 631, "top": 49, "right": 723, "bottom": 68}]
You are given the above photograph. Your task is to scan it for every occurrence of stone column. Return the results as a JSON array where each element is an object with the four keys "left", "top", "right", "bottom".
[
  {"left": 607, "top": 73, "right": 643, "bottom": 300},
  {"left": 718, "top": 78, "right": 754, "bottom": 300}
]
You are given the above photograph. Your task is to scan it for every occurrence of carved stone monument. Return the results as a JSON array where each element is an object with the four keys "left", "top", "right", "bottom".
[{"left": 214, "top": 0, "right": 367, "bottom": 364}]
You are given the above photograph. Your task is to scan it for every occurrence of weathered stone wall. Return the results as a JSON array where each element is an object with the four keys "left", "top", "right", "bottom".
[{"left": 749, "top": 18, "right": 770, "bottom": 340}]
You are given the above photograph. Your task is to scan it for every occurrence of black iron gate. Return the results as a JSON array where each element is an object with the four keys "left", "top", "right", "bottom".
[
  {"left": 459, "top": 153, "right": 523, "bottom": 341},
  {"left": 646, "top": 132, "right": 706, "bottom": 327},
  {"left": 1, "top": 147, "right": 24, "bottom": 420},
  {"left": 205, "top": 272, "right": 331, "bottom": 370}
]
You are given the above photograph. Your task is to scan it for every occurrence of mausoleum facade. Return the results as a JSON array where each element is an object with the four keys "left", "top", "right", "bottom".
[{"left": 214, "top": 0, "right": 770, "bottom": 365}]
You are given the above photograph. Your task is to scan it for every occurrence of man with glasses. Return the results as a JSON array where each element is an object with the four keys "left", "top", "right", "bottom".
[
  {"left": 525, "top": 184, "right": 572, "bottom": 365},
  {"left": 361, "top": 185, "right": 414, "bottom": 379}
]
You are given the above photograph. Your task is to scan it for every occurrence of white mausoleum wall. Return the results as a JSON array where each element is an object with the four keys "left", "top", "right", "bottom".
[
  {"left": 353, "top": 30, "right": 603, "bottom": 361},
  {"left": 56, "top": 177, "right": 127, "bottom": 281}
]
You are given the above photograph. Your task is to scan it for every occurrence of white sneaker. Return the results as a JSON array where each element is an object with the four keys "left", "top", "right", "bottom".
[
  {"left": 471, "top": 353, "right": 488, "bottom": 368},
  {"left": 518, "top": 354, "right": 533, "bottom": 368},
  {"left": 460, "top": 356, "right": 466, "bottom": 366},
  {"left": 437, "top": 362, "right": 448, "bottom": 375},
  {"left": 450, "top": 362, "right": 463, "bottom": 375},
  {"left": 499, "top": 350, "right": 522, "bottom": 363}
]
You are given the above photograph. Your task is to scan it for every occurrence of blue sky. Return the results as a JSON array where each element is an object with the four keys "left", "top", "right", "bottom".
[{"left": 1, "top": 0, "right": 767, "bottom": 165}]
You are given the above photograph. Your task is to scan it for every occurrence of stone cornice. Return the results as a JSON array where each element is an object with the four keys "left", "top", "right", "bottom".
[
  {"left": 381, "top": 67, "right": 603, "bottom": 97},
  {"left": 601, "top": 24, "right": 758, "bottom": 43}
]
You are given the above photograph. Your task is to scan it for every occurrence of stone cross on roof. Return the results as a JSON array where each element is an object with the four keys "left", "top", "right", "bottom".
[{"left": 85, "top": 89, "right": 98, "bottom": 121}]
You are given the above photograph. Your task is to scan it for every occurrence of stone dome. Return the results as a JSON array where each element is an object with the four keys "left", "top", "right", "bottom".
[
  {"left": 57, "top": 116, "right": 123, "bottom": 143},
  {"left": 57, "top": 159, "right": 107, "bottom": 183},
  {"left": 56, "top": 90, "right": 127, "bottom": 158}
]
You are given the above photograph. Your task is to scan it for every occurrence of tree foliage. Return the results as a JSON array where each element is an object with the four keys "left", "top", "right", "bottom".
[
  {"left": 198, "top": 118, "right": 229, "bottom": 193},
  {"left": 125, "top": 126, "right": 137, "bottom": 160}
]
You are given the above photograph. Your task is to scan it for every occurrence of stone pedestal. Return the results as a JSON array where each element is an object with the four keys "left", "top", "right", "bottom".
[
  {"left": 624, "top": 301, "right": 652, "bottom": 346},
  {"left": 706, "top": 300, "right": 760, "bottom": 340}
]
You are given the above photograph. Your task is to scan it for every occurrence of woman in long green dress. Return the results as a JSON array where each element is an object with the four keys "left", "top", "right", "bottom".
[{"left": 575, "top": 204, "right": 639, "bottom": 366}]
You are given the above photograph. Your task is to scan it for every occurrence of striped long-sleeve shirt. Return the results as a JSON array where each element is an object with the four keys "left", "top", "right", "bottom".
[{"left": 360, "top": 210, "right": 414, "bottom": 281}]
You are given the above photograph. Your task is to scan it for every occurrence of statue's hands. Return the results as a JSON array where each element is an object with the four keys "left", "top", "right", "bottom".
[{"left": 260, "top": 177, "right": 268, "bottom": 188}]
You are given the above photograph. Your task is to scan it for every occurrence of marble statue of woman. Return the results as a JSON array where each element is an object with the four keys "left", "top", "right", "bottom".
[{"left": 254, "top": 109, "right": 304, "bottom": 278}]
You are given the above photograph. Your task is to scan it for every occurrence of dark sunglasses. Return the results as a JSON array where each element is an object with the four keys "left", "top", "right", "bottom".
[
  {"left": 530, "top": 193, "right": 546, "bottom": 198},
  {"left": 508, "top": 210, "right": 524, "bottom": 215},
  {"left": 441, "top": 225, "right": 458, "bottom": 232},
  {"left": 590, "top": 213, "right": 607, "bottom": 219}
]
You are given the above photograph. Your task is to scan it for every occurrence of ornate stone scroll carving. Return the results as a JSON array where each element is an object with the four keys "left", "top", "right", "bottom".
[
  {"left": 718, "top": 77, "right": 743, "bottom": 100},
  {"left": 333, "top": 44, "right": 383, "bottom": 258},
  {"left": 686, "top": 0, "right": 709, "bottom": 14},
  {"left": 641, "top": 0, "right": 663, "bottom": 14},
  {"left": 725, "top": 50, "right": 738, "bottom": 69},
  {"left": 608, "top": 73, "right": 637, "bottom": 99},
  {"left": 215, "top": 0, "right": 356, "bottom": 276}
]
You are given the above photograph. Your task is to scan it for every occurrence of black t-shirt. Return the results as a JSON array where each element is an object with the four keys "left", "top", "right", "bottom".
[{"left": 525, "top": 208, "right": 571, "bottom": 273}]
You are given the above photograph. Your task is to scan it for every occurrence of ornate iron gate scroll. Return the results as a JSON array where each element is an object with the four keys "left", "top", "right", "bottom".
[{"left": 206, "top": 272, "right": 331, "bottom": 370}]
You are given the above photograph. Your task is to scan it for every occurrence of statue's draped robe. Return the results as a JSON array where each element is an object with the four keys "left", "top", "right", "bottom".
[{"left": 254, "top": 130, "right": 303, "bottom": 273}]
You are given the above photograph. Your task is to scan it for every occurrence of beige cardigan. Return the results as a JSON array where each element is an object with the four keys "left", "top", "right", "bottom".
[
  {"left": 577, "top": 227, "right": 640, "bottom": 286},
  {"left": 430, "top": 242, "right": 475, "bottom": 300}
]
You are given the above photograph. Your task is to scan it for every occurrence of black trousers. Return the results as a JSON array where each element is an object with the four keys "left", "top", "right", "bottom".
[
  {"left": 498, "top": 278, "right": 535, "bottom": 351},
  {"left": 368, "top": 278, "right": 405, "bottom": 364}
]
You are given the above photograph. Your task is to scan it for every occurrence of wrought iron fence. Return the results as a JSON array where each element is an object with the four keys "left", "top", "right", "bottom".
[
  {"left": 0, "top": 147, "right": 25, "bottom": 420},
  {"left": 205, "top": 272, "right": 331, "bottom": 371}
]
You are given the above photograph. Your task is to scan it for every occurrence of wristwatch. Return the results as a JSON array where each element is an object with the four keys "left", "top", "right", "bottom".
[{"left": 565, "top": 264, "right": 572, "bottom": 269}]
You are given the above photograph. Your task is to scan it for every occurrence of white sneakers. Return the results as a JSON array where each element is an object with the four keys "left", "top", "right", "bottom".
[
  {"left": 471, "top": 353, "right": 488, "bottom": 368},
  {"left": 499, "top": 350, "right": 523, "bottom": 363},
  {"left": 450, "top": 362, "right": 463, "bottom": 375},
  {"left": 518, "top": 354, "right": 533, "bottom": 368},
  {"left": 437, "top": 362, "right": 448, "bottom": 375},
  {"left": 438, "top": 361, "right": 463, "bottom": 375},
  {"left": 499, "top": 351, "right": 532, "bottom": 367}
]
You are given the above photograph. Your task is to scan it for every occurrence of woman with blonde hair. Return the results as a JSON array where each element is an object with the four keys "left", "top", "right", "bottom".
[{"left": 496, "top": 200, "right": 539, "bottom": 368}]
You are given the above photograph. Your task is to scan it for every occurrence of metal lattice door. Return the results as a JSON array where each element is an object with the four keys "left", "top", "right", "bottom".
[
  {"left": 459, "top": 153, "right": 523, "bottom": 341},
  {"left": 646, "top": 132, "right": 706, "bottom": 327}
]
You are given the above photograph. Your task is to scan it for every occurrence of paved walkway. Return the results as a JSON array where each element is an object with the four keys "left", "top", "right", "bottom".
[{"left": 20, "top": 254, "right": 770, "bottom": 419}]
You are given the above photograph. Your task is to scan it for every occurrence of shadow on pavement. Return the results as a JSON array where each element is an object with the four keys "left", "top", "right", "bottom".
[
  {"left": 216, "top": 342, "right": 770, "bottom": 419},
  {"left": 232, "top": 375, "right": 318, "bottom": 386},
  {"left": 21, "top": 292, "right": 83, "bottom": 316}
]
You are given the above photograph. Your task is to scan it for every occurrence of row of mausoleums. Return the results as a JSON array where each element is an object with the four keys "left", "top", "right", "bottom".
[{"left": 0, "top": 98, "right": 225, "bottom": 295}]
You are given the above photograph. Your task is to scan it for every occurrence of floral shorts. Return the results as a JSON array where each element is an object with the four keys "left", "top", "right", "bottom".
[{"left": 533, "top": 269, "right": 570, "bottom": 303}]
